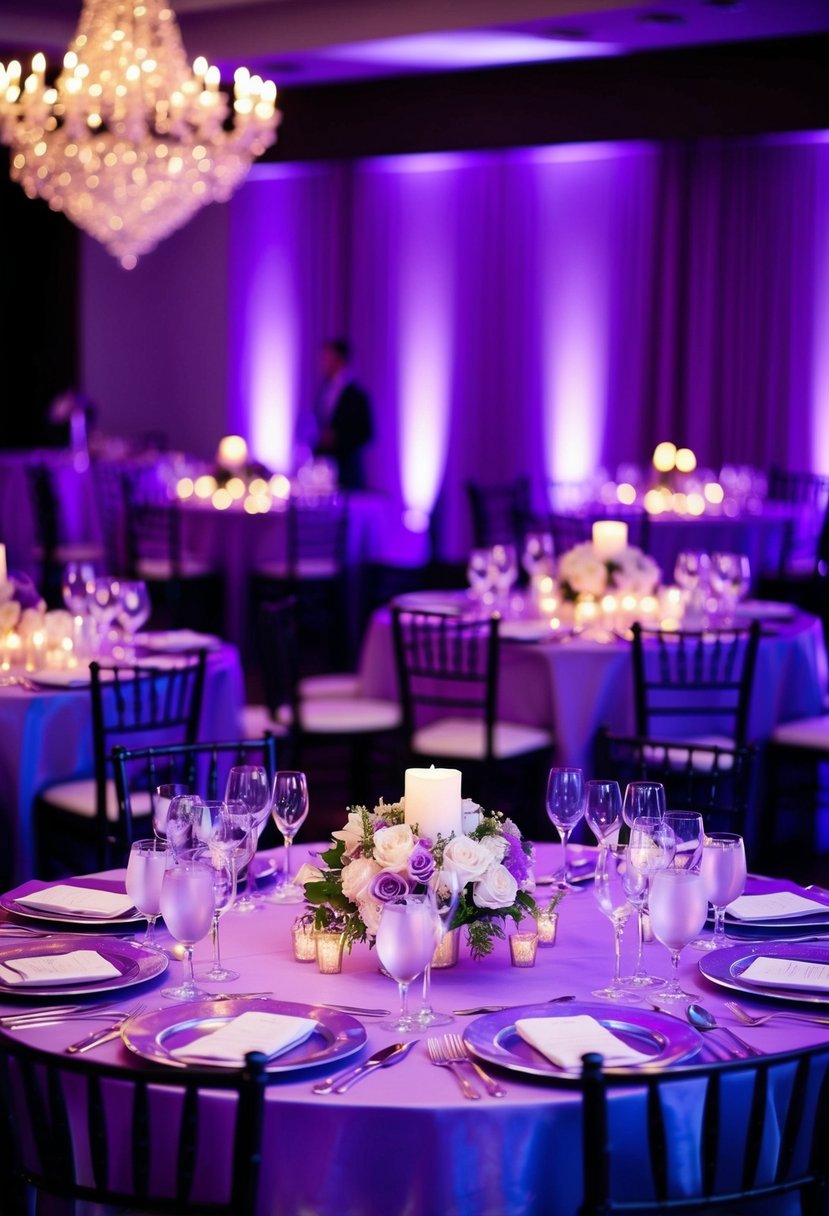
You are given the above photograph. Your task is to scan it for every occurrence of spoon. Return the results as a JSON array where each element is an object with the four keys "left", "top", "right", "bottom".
[{"left": 686, "top": 1003, "right": 763, "bottom": 1058}]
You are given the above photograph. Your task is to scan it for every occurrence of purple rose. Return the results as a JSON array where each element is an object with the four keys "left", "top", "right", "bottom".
[
  {"left": 369, "top": 870, "right": 411, "bottom": 903},
  {"left": 8, "top": 573, "right": 42, "bottom": 610},
  {"left": 407, "top": 844, "right": 436, "bottom": 885}
]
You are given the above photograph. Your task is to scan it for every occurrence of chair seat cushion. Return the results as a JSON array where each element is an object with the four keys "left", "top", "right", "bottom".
[
  {"left": 771, "top": 716, "right": 829, "bottom": 751},
  {"left": 136, "top": 557, "right": 214, "bottom": 580},
  {"left": 255, "top": 560, "right": 342, "bottom": 580},
  {"left": 412, "top": 717, "right": 552, "bottom": 760},
  {"left": 642, "top": 735, "right": 738, "bottom": 771},
  {"left": 300, "top": 698, "right": 402, "bottom": 735},
  {"left": 240, "top": 704, "right": 293, "bottom": 739},
  {"left": 298, "top": 672, "right": 361, "bottom": 699},
  {"left": 38, "top": 779, "right": 153, "bottom": 824}
]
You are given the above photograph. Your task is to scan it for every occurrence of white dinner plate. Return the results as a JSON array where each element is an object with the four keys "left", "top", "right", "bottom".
[
  {"left": 699, "top": 941, "right": 829, "bottom": 1006},
  {"left": 136, "top": 630, "right": 222, "bottom": 653},
  {"left": 463, "top": 1001, "right": 702, "bottom": 1078},
  {"left": 0, "top": 934, "right": 166, "bottom": 998},
  {"left": 1, "top": 878, "right": 145, "bottom": 928},
  {"left": 392, "top": 592, "right": 464, "bottom": 615},
  {"left": 122, "top": 998, "right": 366, "bottom": 1071},
  {"left": 733, "top": 600, "right": 796, "bottom": 621}
]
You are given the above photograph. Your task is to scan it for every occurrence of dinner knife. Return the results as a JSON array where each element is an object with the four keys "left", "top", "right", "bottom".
[
  {"left": 66, "top": 1023, "right": 125, "bottom": 1054},
  {"left": 312, "top": 1040, "right": 416, "bottom": 1095}
]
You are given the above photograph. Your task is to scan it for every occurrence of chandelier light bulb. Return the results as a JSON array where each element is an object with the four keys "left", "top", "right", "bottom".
[{"left": 0, "top": 0, "right": 280, "bottom": 269}]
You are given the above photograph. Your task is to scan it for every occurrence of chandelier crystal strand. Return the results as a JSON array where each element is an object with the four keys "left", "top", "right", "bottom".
[{"left": 0, "top": 0, "right": 280, "bottom": 269}]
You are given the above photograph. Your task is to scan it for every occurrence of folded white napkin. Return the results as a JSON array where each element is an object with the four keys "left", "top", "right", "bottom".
[
  {"left": 169, "top": 1011, "right": 317, "bottom": 1064},
  {"left": 740, "top": 956, "right": 829, "bottom": 993},
  {"left": 0, "top": 949, "right": 121, "bottom": 987},
  {"left": 515, "top": 1015, "right": 653, "bottom": 1070},
  {"left": 726, "top": 892, "right": 829, "bottom": 921},
  {"left": 15, "top": 884, "right": 135, "bottom": 919}
]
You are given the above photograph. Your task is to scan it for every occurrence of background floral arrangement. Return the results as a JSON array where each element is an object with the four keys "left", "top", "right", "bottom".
[
  {"left": 0, "top": 572, "right": 55, "bottom": 638},
  {"left": 302, "top": 799, "right": 537, "bottom": 960},
  {"left": 557, "top": 541, "right": 661, "bottom": 601}
]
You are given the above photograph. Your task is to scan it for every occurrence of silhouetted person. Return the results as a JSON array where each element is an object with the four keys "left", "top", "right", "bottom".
[{"left": 313, "top": 339, "right": 373, "bottom": 490}]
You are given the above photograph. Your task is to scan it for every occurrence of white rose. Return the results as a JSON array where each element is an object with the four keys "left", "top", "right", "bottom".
[
  {"left": 44, "top": 609, "right": 74, "bottom": 644},
  {"left": 340, "top": 856, "right": 381, "bottom": 903},
  {"left": 0, "top": 601, "right": 21, "bottom": 635},
  {"left": 480, "top": 834, "right": 508, "bottom": 864},
  {"left": 442, "top": 835, "right": 492, "bottom": 885},
  {"left": 372, "top": 823, "right": 415, "bottom": 873},
  {"left": 462, "top": 799, "right": 483, "bottom": 834},
  {"left": 293, "top": 863, "right": 324, "bottom": 887},
  {"left": 359, "top": 897, "right": 383, "bottom": 936},
  {"left": 332, "top": 811, "right": 367, "bottom": 857},
  {"left": 559, "top": 543, "right": 608, "bottom": 597},
  {"left": 0, "top": 581, "right": 14, "bottom": 606},
  {"left": 17, "top": 607, "right": 46, "bottom": 639},
  {"left": 472, "top": 864, "right": 518, "bottom": 910}
]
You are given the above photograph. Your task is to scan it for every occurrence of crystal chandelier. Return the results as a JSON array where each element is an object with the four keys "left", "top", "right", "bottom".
[{"left": 0, "top": 0, "right": 280, "bottom": 269}]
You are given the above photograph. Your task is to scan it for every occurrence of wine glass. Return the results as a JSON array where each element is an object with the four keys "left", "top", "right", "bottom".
[
  {"left": 418, "top": 869, "right": 461, "bottom": 1028},
  {"left": 86, "top": 575, "right": 122, "bottom": 654},
  {"left": 546, "top": 767, "right": 585, "bottom": 888},
  {"left": 466, "top": 548, "right": 494, "bottom": 604},
  {"left": 125, "top": 838, "right": 169, "bottom": 948},
  {"left": 693, "top": 831, "right": 747, "bottom": 951},
  {"left": 673, "top": 551, "right": 710, "bottom": 593},
  {"left": 376, "top": 894, "right": 440, "bottom": 1032},
  {"left": 270, "top": 770, "right": 310, "bottom": 903},
  {"left": 159, "top": 854, "right": 215, "bottom": 1001},
  {"left": 192, "top": 802, "right": 241, "bottom": 982},
  {"left": 152, "top": 784, "right": 190, "bottom": 841},
  {"left": 622, "top": 816, "right": 676, "bottom": 989},
  {"left": 648, "top": 865, "right": 709, "bottom": 1001},
  {"left": 591, "top": 843, "right": 638, "bottom": 1002},
  {"left": 583, "top": 779, "right": 622, "bottom": 844},
  {"left": 622, "top": 781, "right": 666, "bottom": 828},
  {"left": 709, "top": 552, "right": 751, "bottom": 623},
  {"left": 224, "top": 766, "right": 272, "bottom": 911},
  {"left": 663, "top": 811, "right": 705, "bottom": 871},
  {"left": 522, "top": 532, "right": 554, "bottom": 579},
  {"left": 165, "top": 793, "right": 204, "bottom": 859},
  {"left": 116, "top": 580, "right": 151, "bottom": 657},
  {"left": 488, "top": 543, "right": 518, "bottom": 608},
  {"left": 61, "top": 560, "right": 97, "bottom": 658}
]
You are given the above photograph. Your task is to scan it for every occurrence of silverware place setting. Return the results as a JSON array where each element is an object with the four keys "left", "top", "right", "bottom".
[{"left": 312, "top": 1039, "right": 417, "bottom": 1095}]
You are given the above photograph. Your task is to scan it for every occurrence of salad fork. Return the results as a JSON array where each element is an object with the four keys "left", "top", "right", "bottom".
[
  {"left": 725, "top": 1000, "right": 829, "bottom": 1029},
  {"left": 426, "top": 1037, "right": 481, "bottom": 1100},
  {"left": 443, "top": 1034, "right": 506, "bottom": 1097}
]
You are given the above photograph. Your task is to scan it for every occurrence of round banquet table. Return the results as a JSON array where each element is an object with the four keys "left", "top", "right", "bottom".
[
  {"left": 356, "top": 601, "right": 827, "bottom": 773},
  {"left": 1, "top": 841, "right": 828, "bottom": 1216},
  {"left": 0, "top": 641, "right": 245, "bottom": 886}
]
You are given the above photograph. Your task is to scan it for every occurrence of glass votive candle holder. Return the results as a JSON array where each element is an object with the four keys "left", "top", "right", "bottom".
[
  {"left": 509, "top": 931, "right": 538, "bottom": 968},
  {"left": 291, "top": 918, "right": 317, "bottom": 962},
  {"left": 535, "top": 908, "right": 559, "bottom": 947},
  {"left": 316, "top": 930, "right": 345, "bottom": 974},
  {"left": 432, "top": 928, "right": 460, "bottom": 969}
]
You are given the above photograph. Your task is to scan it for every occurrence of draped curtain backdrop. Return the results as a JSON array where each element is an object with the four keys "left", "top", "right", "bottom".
[{"left": 227, "top": 132, "right": 829, "bottom": 559}]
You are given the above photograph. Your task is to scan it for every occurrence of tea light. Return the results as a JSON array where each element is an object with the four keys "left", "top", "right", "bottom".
[
  {"left": 292, "top": 919, "right": 317, "bottom": 962},
  {"left": 592, "top": 521, "right": 628, "bottom": 561},
  {"left": 574, "top": 595, "right": 600, "bottom": 629},
  {"left": 432, "top": 929, "right": 460, "bottom": 969},
  {"left": 509, "top": 932, "right": 538, "bottom": 967},
  {"left": 316, "top": 930, "right": 345, "bottom": 974},
  {"left": 535, "top": 908, "right": 559, "bottom": 947}
]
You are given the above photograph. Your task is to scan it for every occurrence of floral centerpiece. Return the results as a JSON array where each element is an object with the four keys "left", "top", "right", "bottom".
[
  {"left": 557, "top": 541, "right": 660, "bottom": 601},
  {"left": 302, "top": 799, "right": 537, "bottom": 960},
  {"left": 0, "top": 573, "right": 48, "bottom": 638}
]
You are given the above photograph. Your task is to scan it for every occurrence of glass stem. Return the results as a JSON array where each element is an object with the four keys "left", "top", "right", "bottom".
[
  {"left": 560, "top": 827, "right": 571, "bottom": 883},
  {"left": 144, "top": 914, "right": 157, "bottom": 946},
  {"left": 669, "top": 948, "right": 681, "bottom": 995},
  {"left": 211, "top": 914, "right": 221, "bottom": 969},
  {"left": 712, "top": 905, "right": 726, "bottom": 943},
  {"left": 283, "top": 836, "right": 292, "bottom": 884},
  {"left": 399, "top": 980, "right": 410, "bottom": 1024},
  {"left": 421, "top": 964, "right": 433, "bottom": 1015},
  {"left": 612, "top": 919, "right": 624, "bottom": 987},
  {"left": 183, "top": 944, "right": 195, "bottom": 990},
  {"left": 633, "top": 906, "right": 646, "bottom": 977}
]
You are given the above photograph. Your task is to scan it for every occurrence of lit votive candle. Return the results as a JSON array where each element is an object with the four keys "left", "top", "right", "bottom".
[
  {"left": 592, "top": 520, "right": 629, "bottom": 561},
  {"left": 316, "top": 930, "right": 345, "bottom": 974},
  {"left": 535, "top": 908, "right": 559, "bottom": 947},
  {"left": 292, "top": 918, "right": 317, "bottom": 963},
  {"left": 509, "top": 932, "right": 538, "bottom": 968}
]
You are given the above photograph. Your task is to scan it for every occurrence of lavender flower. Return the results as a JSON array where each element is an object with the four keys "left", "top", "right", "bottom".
[
  {"left": 407, "top": 844, "right": 436, "bottom": 885},
  {"left": 369, "top": 870, "right": 411, "bottom": 903},
  {"left": 502, "top": 829, "right": 532, "bottom": 885}
]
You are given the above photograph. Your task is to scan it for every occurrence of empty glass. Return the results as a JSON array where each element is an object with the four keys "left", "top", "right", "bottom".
[
  {"left": 270, "top": 770, "right": 310, "bottom": 903},
  {"left": 522, "top": 532, "right": 554, "bottom": 579},
  {"left": 466, "top": 548, "right": 494, "bottom": 604},
  {"left": 546, "top": 767, "right": 585, "bottom": 888},
  {"left": 622, "top": 817, "right": 676, "bottom": 989},
  {"left": 152, "top": 784, "right": 190, "bottom": 841},
  {"left": 86, "top": 575, "right": 122, "bottom": 652},
  {"left": 116, "top": 580, "right": 151, "bottom": 656},
  {"left": 709, "top": 552, "right": 751, "bottom": 622},
  {"left": 592, "top": 844, "right": 638, "bottom": 1002},
  {"left": 622, "top": 781, "right": 666, "bottom": 829},
  {"left": 583, "top": 779, "right": 622, "bottom": 844},
  {"left": 224, "top": 765, "right": 272, "bottom": 911},
  {"left": 663, "top": 811, "right": 705, "bottom": 872}
]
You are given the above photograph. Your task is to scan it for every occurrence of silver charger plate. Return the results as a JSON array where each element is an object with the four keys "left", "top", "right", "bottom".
[
  {"left": 698, "top": 941, "right": 829, "bottom": 1006},
  {"left": 708, "top": 877, "right": 829, "bottom": 940},
  {"left": 122, "top": 998, "right": 366, "bottom": 1071},
  {"left": 463, "top": 1001, "right": 702, "bottom": 1078},
  {"left": 0, "top": 934, "right": 167, "bottom": 998},
  {"left": 1, "top": 878, "right": 144, "bottom": 928}
]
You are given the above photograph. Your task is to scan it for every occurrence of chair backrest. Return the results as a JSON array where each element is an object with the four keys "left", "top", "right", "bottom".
[
  {"left": 596, "top": 729, "right": 756, "bottom": 836},
  {"left": 0, "top": 1036, "right": 274, "bottom": 1215},
  {"left": 579, "top": 1044, "right": 829, "bottom": 1214},
  {"left": 89, "top": 653, "right": 206, "bottom": 857},
  {"left": 631, "top": 621, "right": 760, "bottom": 746},
  {"left": 547, "top": 511, "right": 592, "bottom": 558},
  {"left": 26, "top": 464, "right": 60, "bottom": 558},
  {"left": 767, "top": 467, "right": 829, "bottom": 577},
  {"left": 122, "top": 469, "right": 184, "bottom": 579},
  {"left": 286, "top": 495, "right": 349, "bottom": 581},
  {"left": 92, "top": 459, "right": 128, "bottom": 573},
  {"left": 391, "top": 607, "right": 499, "bottom": 759},
  {"left": 465, "top": 477, "right": 532, "bottom": 550},
  {"left": 111, "top": 735, "right": 278, "bottom": 839},
  {"left": 256, "top": 597, "right": 300, "bottom": 726}
]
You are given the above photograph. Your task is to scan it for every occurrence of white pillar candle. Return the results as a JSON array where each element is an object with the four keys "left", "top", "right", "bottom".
[
  {"left": 404, "top": 766, "right": 462, "bottom": 841},
  {"left": 0, "top": 543, "right": 6, "bottom": 583},
  {"left": 592, "top": 521, "right": 629, "bottom": 561}
]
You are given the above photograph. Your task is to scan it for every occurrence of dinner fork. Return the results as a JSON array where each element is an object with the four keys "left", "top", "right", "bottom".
[
  {"left": 2, "top": 1001, "right": 147, "bottom": 1030},
  {"left": 426, "top": 1037, "right": 481, "bottom": 1100},
  {"left": 443, "top": 1034, "right": 506, "bottom": 1097},
  {"left": 725, "top": 1000, "right": 829, "bottom": 1029}
]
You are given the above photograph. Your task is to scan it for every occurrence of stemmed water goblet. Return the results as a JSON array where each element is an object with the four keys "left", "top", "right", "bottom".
[
  {"left": 709, "top": 552, "right": 751, "bottom": 623},
  {"left": 466, "top": 548, "right": 494, "bottom": 606},
  {"left": 116, "top": 580, "right": 151, "bottom": 658},
  {"left": 376, "top": 894, "right": 441, "bottom": 1032},
  {"left": 583, "top": 779, "right": 622, "bottom": 844},
  {"left": 522, "top": 532, "right": 554, "bottom": 580},
  {"left": 663, "top": 811, "right": 705, "bottom": 871},
  {"left": 648, "top": 859, "right": 709, "bottom": 1001},
  {"left": 86, "top": 575, "right": 122, "bottom": 654},
  {"left": 61, "top": 560, "right": 96, "bottom": 657},
  {"left": 159, "top": 853, "right": 215, "bottom": 1001},
  {"left": 164, "top": 792, "right": 204, "bottom": 858},
  {"left": 488, "top": 543, "right": 519, "bottom": 610},
  {"left": 152, "top": 784, "right": 190, "bottom": 841},
  {"left": 191, "top": 801, "right": 241, "bottom": 982},
  {"left": 673, "top": 551, "right": 710, "bottom": 594},
  {"left": 418, "top": 869, "right": 461, "bottom": 1028},
  {"left": 224, "top": 765, "right": 272, "bottom": 911},
  {"left": 622, "top": 781, "right": 666, "bottom": 829},
  {"left": 591, "top": 843, "right": 638, "bottom": 1002},
  {"left": 692, "top": 831, "right": 747, "bottom": 951},
  {"left": 270, "top": 770, "right": 310, "bottom": 903},
  {"left": 125, "top": 838, "right": 169, "bottom": 948},
  {"left": 546, "top": 767, "right": 585, "bottom": 888},
  {"left": 621, "top": 816, "right": 676, "bottom": 990}
]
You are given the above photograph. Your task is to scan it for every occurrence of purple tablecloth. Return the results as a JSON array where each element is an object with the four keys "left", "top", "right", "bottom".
[
  {"left": 357, "top": 605, "right": 826, "bottom": 770},
  {"left": 0, "top": 641, "right": 244, "bottom": 884},
  {"left": 1, "top": 841, "right": 826, "bottom": 1215}
]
